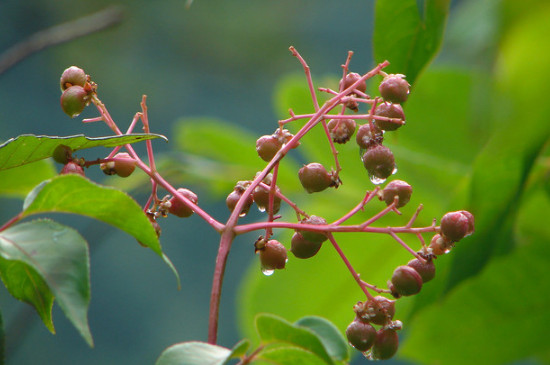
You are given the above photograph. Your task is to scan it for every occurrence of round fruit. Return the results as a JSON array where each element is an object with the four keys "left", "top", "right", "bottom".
[
  {"left": 379, "top": 74, "right": 410, "bottom": 104},
  {"left": 379, "top": 180, "right": 412, "bottom": 208},
  {"left": 298, "top": 215, "right": 328, "bottom": 243},
  {"left": 60, "top": 66, "right": 87, "bottom": 91},
  {"left": 374, "top": 102, "right": 405, "bottom": 131},
  {"left": 298, "top": 163, "right": 333, "bottom": 193},
  {"left": 391, "top": 265, "right": 423, "bottom": 296},
  {"left": 362, "top": 144, "right": 395, "bottom": 182},
  {"left": 355, "top": 123, "right": 383, "bottom": 149},
  {"left": 259, "top": 240, "right": 287, "bottom": 270},
  {"left": 52, "top": 144, "right": 73, "bottom": 165},
  {"left": 361, "top": 296, "right": 396, "bottom": 325},
  {"left": 290, "top": 232, "right": 322, "bottom": 259},
  {"left": 60, "top": 85, "right": 88, "bottom": 118},
  {"left": 327, "top": 118, "right": 356, "bottom": 144},
  {"left": 407, "top": 258, "right": 435, "bottom": 283},
  {"left": 112, "top": 152, "right": 136, "bottom": 177},
  {"left": 429, "top": 233, "right": 451, "bottom": 255},
  {"left": 253, "top": 184, "right": 281, "bottom": 214},
  {"left": 256, "top": 135, "right": 282, "bottom": 162},
  {"left": 372, "top": 328, "right": 399, "bottom": 360},
  {"left": 340, "top": 72, "right": 367, "bottom": 94},
  {"left": 440, "top": 211, "right": 471, "bottom": 242},
  {"left": 61, "top": 161, "right": 85, "bottom": 176},
  {"left": 168, "top": 188, "right": 198, "bottom": 218},
  {"left": 345, "top": 319, "right": 376, "bottom": 352},
  {"left": 226, "top": 189, "right": 254, "bottom": 216}
]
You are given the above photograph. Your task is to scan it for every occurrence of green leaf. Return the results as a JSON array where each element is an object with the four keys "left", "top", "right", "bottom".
[
  {"left": 21, "top": 174, "right": 162, "bottom": 256},
  {"left": 155, "top": 341, "right": 232, "bottom": 365},
  {"left": 446, "top": 3, "right": 550, "bottom": 290},
  {"left": 373, "top": 0, "right": 451, "bottom": 85},
  {"left": 0, "top": 133, "right": 167, "bottom": 171},
  {"left": 255, "top": 313, "right": 334, "bottom": 365},
  {"left": 0, "top": 160, "right": 56, "bottom": 198},
  {"left": 256, "top": 346, "right": 329, "bottom": 365},
  {"left": 400, "top": 198, "right": 550, "bottom": 364},
  {"left": 229, "top": 339, "right": 250, "bottom": 359},
  {"left": 0, "top": 220, "right": 92, "bottom": 346},
  {"left": 295, "top": 316, "right": 349, "bottom": 362}
]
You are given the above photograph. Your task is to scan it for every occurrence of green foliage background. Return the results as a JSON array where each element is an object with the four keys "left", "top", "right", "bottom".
[{"left": 1, "top": 0, "right": 549, "bottom": 364}]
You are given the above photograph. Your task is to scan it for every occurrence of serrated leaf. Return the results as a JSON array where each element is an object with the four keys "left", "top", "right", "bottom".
[
  {"left": 255, "top": 313, "right": 334, "bottom": 365},
  {"left": 155, "top": 341, "right": 231, "bottom": 365},
  {"left": 0, "top": 220, "right": 92, "bottom": 346},
  {"left": 295, "top": 316, "right": 349, "bottom": 362},
  {"left": 0, "top": 160, "right": 56, "bottom": 198},
  {"left": 0, "top": 133, "right": 167, "bottom": 171},
  {"left": 21, "top": 174, "right": 162, "bottom": 256},
  {"left": 373, "top": 0, "right": 451, "bottom": 85}
]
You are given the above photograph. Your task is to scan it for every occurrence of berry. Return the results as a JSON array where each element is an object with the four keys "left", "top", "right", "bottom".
[
  {"left": 168, "top": 188, "right": 198, "bottom": 218},
  {"left": 290, "top": 232, "right": 322, "bottom": 259},
  {"left": 407, "top": 258, "right": 435, "bottom": 283},
  {"left": 61, "top": 161, "right": 85, "bottom": 176},
  {"left": 60, "top": 85, "right": 88, "bottom": 118},
  {"left": 379, "top": 74, "right": 410, "bottom": 104},
  {"left": 459, "top": 210, "right": 475, "bottom": 236},
  {"left": 345, "top": 319, "right": 376, "bottom": 352},
  {"left": 253, "top": 184, "right": 281, "bottom": 214},
  {"left": 327, "top": 119, "right": 356, "bottom": 144},
  {"left": 298, "top": 215, "right": 328, "bottom": 243},
  {"left": 60, "top": 66, "right": 87, "bottom": 91},
  {"left": 357, "top": 296, "right": 396, "bottom": 325},
  {"left": 429, "top": 233, "right": 452, "bottom": 255},
  {"left": 374, "top": 102, "right": 405, "bottom": 131},
  {"left": 440, "top": 211, "right": 473, "bottom": 242},
  {"left": 390, "top": 265, "right": 423, "bottom": 296},
  {"left": 355, "top": 123, "right": 383, "bottom": 149},
  {"left": 339, "top": 72, "right": 367, "bottom": 94},
  {"left": 226, "top": 188, "right": 254, "bottom": 217},
  {"left": 362, "top": 144, "right": 395, "bottom": 183},
  {"left": 52, "top": 144, "right": 73, "bottom": 165},
  {"left": 298, "top": 163, "right": 333, "bottom": 193},
  {"left": 257, "top": 239, "right": 287, "bottom": 271},
  {"left": 100, "top": 152, "right": 136, "bottom": 177},
  {"left": 379, "top": 180, "right": 412, "bottom": 208},
  {"left": 256, "top": 135, "right": 282, "bottom": 162},
  {"left": 372, "top": 328, "right": 399, "bottom": 360}
]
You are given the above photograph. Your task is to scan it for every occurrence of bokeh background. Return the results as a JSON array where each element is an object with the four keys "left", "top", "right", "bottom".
[{"left": 1, "top": 0, "right": 549, "bottom": 364}]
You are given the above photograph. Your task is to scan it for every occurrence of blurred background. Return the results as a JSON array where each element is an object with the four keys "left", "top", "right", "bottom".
[{"left": 1, "top": 0, "right": 549, "bottom": 364}]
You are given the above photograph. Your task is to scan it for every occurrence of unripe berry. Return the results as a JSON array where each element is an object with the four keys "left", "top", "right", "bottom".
[
  {"left": 290, "top": 232, "right": 322, "bottom": 259},
  {"left": 257, "top": 239, "right": 287, "bottom": 271},
  {"left": 355, "top": 123, "right": 383, "bottom": 150},
  {"left": 379, "top": 180, "right": 412, "bottom": 208},
  {"left": 359, "top": 296, "right": 396, "bottom": 325},
  {"left": 379, "top": 74, "right": 410, "bottom": 104},
  {"left": 429, "top": 233, "right": 452, "bottom": 255},
  {"left": 372, "top": 328, "right": 399, "bottom": 360},
  {"left": 60, "top": 66, "right": 87, "bottom": 91},
  {"left": 298, "top": 163, "right": 333, "bottom": 193},
  {"left": 327, "top": 118, "right": 356, "bottom": 144},
  {"left": 226, "top": 189, "right": 254, "bottom": 217},
  {"left": 61, "top": 161, "right": 85, "bottom": 176},
  {"left": 256, "top": 135, "right": 282, "bottom": 162},
  {"left": 374, "top": 102, "right": 405, "bottom": 131},
  {"left": 391, "top": 265, "right": 423, "bottom": 296},
  {"left": 362, "top": 144, "right": 395, "bottom": 183},
  {"left": 60, "top": 85, "right": 88, "bottom": 118},
  {"left": 253, "top": 184, "right": 281, "bottom": 214},
  {"left": 113, "top": 152, "right": 136, "bottom": 177},
  {"left": 298, "top": 215, "right": 328, "bottom": 243},
  {"left": 440, "top": 211, "right": 473, "bottom": 242},
  {"left": 52, "top": 144, "right": 73, "bottom": 165},
  {"left": 345, "top": 319, "right": 376, "bottom": 352},
  {"left": 407, "top": 257, "right": 436, "bottom": 283},
  {"left": 168, "top": 188, "right": 198, "bottom": 218},
  {"left": 339, "top": 72, "right": 367, "bottom": 94}
]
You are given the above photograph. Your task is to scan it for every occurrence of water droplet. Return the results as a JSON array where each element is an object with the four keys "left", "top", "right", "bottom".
[
  {"left": 261, "top": 268, "right": 274, "bottom": 276},
  {"left": 257, "top": 206, "right": 266, "bottom": 213},
  {"left": 392, "top": 166, "right": 398, "bottom": 175},
  {"left": 238, "top": 211, "right": 247, "bottom": 218},
  {"left": 369, "top": 174, "right": 386, "bottom": 185},
  {"left": 362, "top": 349, "right": 375, "bottom": 361},
  {"left": 443, "top": 247, "right": 452, "bottom": 254}
]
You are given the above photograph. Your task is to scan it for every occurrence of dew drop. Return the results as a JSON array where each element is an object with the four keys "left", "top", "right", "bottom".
[
  {"left": 369, "top": 174, "right": 386, "bottom": 185},
  {"left": 261, "top": 268, "right": 275, "bottom": 276},
  {"left": 392, "top": 166, "right": 398, "bottom": 175},
  {"left": 238, "top": 211, "right": 247, "bottom": 217},
  {"left": 257, "top": 206, "right": 266, "bottom": 213},
  {"left": 443, "top": 247, "right": 452, "bottom": 254}
]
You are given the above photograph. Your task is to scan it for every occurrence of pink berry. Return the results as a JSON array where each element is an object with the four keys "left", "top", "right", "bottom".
[
  {"left": 256, "top": 135, "right": 282, "bottom": 162},
  {"left": 440, "top": 211, "right": 472, "bottom": 242},
  {"left": 374, "top": 102, "right": 405, "bottom": 131},
  {"left": 379, "top": 180, "right": 412, "bottom": 208},
  {"left": 407, "top": 258, "right": 435, "bottom": 283},
  {"left": 356, "top": 123, "right": 383, "bottom": 149},
  {"left": 290, "top": 232, "right": 322, "bottom": 259},
  {"left": 379, "top": 74, "right": 410, "bottom": 104},
  {"left": 346, "top": 319, "right": 376, "bottom": 352},
  {"left": 258, "top": 239, "right": 287, "bottom": 271},
  {"left": 372, "top": 328, "right": 399, "bottom": 360},
  {"left": 298, "top": 163, "right": 333, "bottom": 193},
  {"left": 362, "top": 144, "right": 395, "bottom": 182},
  {"left": 391, "top": 265, "right": 423, "bottom": 296},
  {"left": 168, "top": 188, "right": 198, "bottom": 218},
  {"left": 339, "top": 72, "right": 367, "bottom": 94},
  {"left": 60, "top": 85, "right": 88, "bottom": 118},
  {"left": 60, "top": 66, "right": 87, "bottom": 91},
  {"left": 327, "top": 119, "right": 356, "bottom": 144}
]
